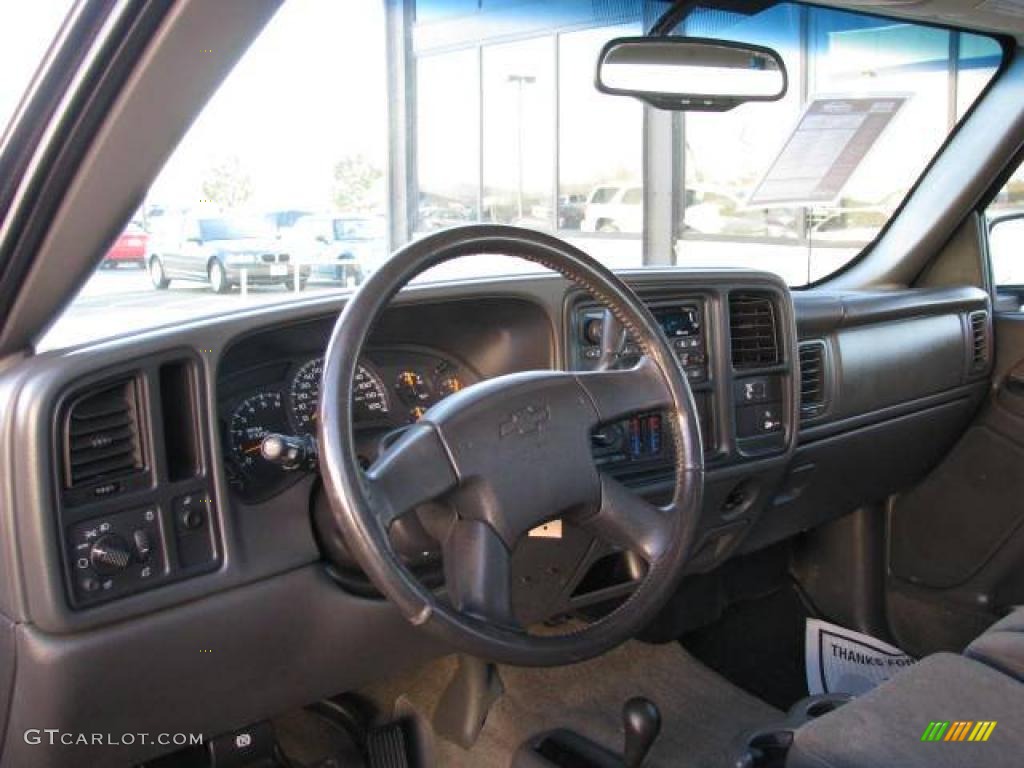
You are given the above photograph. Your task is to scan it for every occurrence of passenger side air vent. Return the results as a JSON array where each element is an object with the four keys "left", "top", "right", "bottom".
[
  {"left": 730, "top": 293, "right": 780, "bottom": 369},
  {"left": 968, "top": 311, "right": 990, "bottom": 374},
  {"left": 799, "top": 341, "right": 827, "bottom": 420},
  {"left": 63, "top": 379, "right": 144, "bottom": 489}
]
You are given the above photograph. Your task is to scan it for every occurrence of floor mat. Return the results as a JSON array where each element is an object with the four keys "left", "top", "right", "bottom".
[
  {"left": 361, "top": 640, "right": 780, "bottom": 768},
  {"left": 680, "top": 583, "right": 812, "bottom": 711}
]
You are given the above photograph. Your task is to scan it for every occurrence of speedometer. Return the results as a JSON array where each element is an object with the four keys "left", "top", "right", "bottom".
[
  {"left": 229, "top": 391, "right": 291, "bottom": 468},
  {"left": 289, "top": 357, "right": 390, "bottom": 432}
]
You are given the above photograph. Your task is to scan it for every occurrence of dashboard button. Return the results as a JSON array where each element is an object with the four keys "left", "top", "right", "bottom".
[{"left": 132, "top": 529, "right": 153, "bottom": 561}]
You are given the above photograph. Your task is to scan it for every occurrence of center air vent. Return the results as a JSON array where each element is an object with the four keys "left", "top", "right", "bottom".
[
  {"left": 799, "top": 341, "right": 827, "bottom": 420},
  {"left": 730, "top": 293, "right": 780, "bottom": 369},
  {"left": 968, "top": 311, "right": 990, "bottom": 374},
  {"left": 63, "top": 379, "right": 144, "bottom": 489}
]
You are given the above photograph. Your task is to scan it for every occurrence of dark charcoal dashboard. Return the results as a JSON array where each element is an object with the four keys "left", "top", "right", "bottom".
[{"left": 0, "top": 268, "right": 994, "bottom": 767}]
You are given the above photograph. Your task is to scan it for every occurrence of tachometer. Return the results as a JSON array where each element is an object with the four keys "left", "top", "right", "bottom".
[
  {"left": 229, "top": 391, "right": 291, "bottom": 468},
  {"left": 289, "top": 357, "right": 390, "bottom": 432}
]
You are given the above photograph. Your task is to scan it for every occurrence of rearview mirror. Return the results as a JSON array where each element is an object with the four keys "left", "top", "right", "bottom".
[{"left": 597, "top": 36, "right": 787, "bottom": 112}]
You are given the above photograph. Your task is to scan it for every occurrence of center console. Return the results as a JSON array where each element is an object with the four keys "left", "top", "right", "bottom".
[
  {"left": 574, "top": 297, "right": 716, "bottom": 478},
  {"left": 567, "top": 277, "right": 798, "bottom": 575}
]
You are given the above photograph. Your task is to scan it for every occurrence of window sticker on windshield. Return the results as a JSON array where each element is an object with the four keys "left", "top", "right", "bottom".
[{"left": 748, "top": 96, "right": 908, "bottom": 207}]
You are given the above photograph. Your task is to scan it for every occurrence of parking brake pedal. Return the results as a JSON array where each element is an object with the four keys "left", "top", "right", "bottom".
[
  {"left": 433, "top": 655, "right": 504, "bottom": 749},
  {"left": 366, "top": 722, "right": 410, "bottom": 768}
]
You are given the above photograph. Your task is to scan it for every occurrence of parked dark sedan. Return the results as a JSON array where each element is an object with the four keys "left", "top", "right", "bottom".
[{"left": 148, "top": 215, "right": 311, "bottom": 293}]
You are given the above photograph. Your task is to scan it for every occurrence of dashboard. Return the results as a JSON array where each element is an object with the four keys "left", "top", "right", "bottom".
[{"left": 0, "top": 267, "right": 994, "bottom": 768}]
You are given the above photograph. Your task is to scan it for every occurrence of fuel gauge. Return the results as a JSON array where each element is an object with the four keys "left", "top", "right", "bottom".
[
  {"left": 436, "top": 375, "right": 463, "bottom": 399},
  {"left": 396, "top": 371, "right": 431, "bottom": 404}
]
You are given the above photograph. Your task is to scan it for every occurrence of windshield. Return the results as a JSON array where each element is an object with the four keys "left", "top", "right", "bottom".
[
  {"left": 335, "top": 218, "right": 383, "bottom": 241},
  {"left": 0, "top": 1, "right": 73, "bottom": 135},
  {"left": 40, "top": 0, "right": 1004, "bottom": 350},
  {"left": 199, "top": 218, "right": 271, "bottom": 241}
]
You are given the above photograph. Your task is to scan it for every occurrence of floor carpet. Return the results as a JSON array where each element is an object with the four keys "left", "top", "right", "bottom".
[
  {"left": 680, "top": 583, "right": 812, "bottom": 711},
  {"left": 360, "top": 640, "right": 781, "bottom": 767}
]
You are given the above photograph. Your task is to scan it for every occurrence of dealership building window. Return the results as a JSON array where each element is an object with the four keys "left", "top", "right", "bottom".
[{"left": 404, "top": 1, "right": 1001, "bottom": 284}]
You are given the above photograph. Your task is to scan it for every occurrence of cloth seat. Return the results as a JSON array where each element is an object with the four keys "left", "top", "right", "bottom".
[
  {"left": 786, "top": 612, "right": 1024, "bottom": 768},
  {"left": 964, "top": 606, "right": 1024, "bottom": 682}
]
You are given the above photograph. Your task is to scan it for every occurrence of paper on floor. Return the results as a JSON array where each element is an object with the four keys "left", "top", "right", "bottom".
[{"left": 805, "top": 618, "right": 915, "bottom": 696}]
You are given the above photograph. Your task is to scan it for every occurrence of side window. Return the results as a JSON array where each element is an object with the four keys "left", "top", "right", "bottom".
[
  {"left": 987, "top": 165, "right": 1024, "bottom": 290},
  {"left": 622, "top": 188, "right": 643, "bottom": 206}
]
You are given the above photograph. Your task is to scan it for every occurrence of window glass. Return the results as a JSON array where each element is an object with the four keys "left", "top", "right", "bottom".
[
  {"left": 481, "top": 37, "right": 555, "bottom": 228},
  {"left": 43, "top": 1, "right": 1005, "bottom": 349},
  {"left": 558, "top": 25, "right": 643, "bottom": 235},
  {"left": 987, "top": 165, "right": 1024, "bottom": 288},
  {"left": 0, "top": 1, "right": 73, "bottom": 134},
  {"left": 957, "top": 34, "right": 1004, "bottom": 120},
  {"left": 416, "top": 49, "right": 479, "bottom": 232},
  {"left": 674, "top": 4, "right": 1002, "bottom": 286}
]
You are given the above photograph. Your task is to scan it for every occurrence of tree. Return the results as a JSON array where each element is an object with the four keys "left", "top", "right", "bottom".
[
  {"left": 332, "top": 154, "right": 383, "bottom": 211},
  {"left": 201, "top": 155, "right": 253, "bottom": 209}
]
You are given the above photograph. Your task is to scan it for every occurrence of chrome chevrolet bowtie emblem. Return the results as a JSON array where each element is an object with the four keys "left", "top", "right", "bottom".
[{"left": 499, "top": 404, "right": 551, "bottom": 439}]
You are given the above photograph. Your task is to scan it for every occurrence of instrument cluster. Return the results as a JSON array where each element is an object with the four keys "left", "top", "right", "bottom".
[{"left": 221, "top": 348, "right": 476, "bottom": 499}]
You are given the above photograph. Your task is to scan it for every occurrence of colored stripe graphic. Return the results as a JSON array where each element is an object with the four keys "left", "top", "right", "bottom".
[
  {"left": 971, "top": 722, "right": 997, "bottom": 742},
  {"left": 922, "top": 721, "right": 997, "bottom": 742},
  {"left": 949, "top": 722, "right": 973, "bottom": 741}
]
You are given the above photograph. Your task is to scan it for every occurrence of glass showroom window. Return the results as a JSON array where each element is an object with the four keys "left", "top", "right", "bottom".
[
  {"left": 675, "top": 3, "right": 804, "bottom": 281},
  {"left": 482, "top": 37, "right": 555, "bottom": 228},
  {"left": 558, "top": 25, "right": 644, "bottom": 236},
  {"left": 416, "top": 49, "right": 480, "bottom": 232}
]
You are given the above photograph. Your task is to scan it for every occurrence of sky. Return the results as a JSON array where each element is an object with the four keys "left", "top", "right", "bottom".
[
  {"left": 149, "top": 0, "right": 389, "bottom": 211},
  {"left": 0, "top": 0, "right": 75, "bottom": 134}
]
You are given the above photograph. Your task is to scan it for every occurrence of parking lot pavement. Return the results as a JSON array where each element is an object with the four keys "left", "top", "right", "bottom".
[{"left": 40, "top": 266, "right": 345, "bottom": 351}]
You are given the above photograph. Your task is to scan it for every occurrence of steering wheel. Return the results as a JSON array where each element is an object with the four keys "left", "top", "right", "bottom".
[{"left": 319, "top": 225, "right": 703, "bottom": 667}]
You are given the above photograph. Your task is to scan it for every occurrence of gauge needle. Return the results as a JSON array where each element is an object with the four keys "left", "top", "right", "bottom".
[{"left": 244, "top": 445, "right": 262, "bottom": 455}]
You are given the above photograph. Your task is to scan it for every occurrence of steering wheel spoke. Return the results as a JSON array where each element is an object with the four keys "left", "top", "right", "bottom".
[
  {"left": 577, "top": 473, "right": 674, "bottom": 564},
  {"left": 577, "top": 356, "right": 673, "bottom": 425},
  {"left": 365, "top": 423, "right": 458, "bottom": 528},
  {"left": 442, "top": 518, "right": 520, "bottom": 630}
]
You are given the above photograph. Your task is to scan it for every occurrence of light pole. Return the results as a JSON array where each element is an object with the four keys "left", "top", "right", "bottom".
[{"left": 507, "top": 74, "right": 536, "bottom": 221}]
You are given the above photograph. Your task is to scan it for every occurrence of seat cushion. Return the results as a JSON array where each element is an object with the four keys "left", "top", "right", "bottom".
[
  {"left": 965, "top": 607, "right": 1024, "bottom": 682},
  {"left": 787, "top": 653, "right": 1024, "bottom": 768}
]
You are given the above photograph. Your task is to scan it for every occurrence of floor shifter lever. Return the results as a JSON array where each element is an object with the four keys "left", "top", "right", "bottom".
[
  {"left": 511, "top": 696, "right": 663, "bottom": 768},
  {"left": 623, "top": 697, "right": 661, "bottom": 768}
]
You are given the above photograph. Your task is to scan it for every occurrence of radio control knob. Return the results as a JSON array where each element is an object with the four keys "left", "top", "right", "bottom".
[{"left": 89, "top": 534, "right": 132, "bottom": 575}]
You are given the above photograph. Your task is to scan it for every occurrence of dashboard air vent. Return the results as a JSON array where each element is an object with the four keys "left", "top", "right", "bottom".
[
  {"left": 968, "top": 311, "right": 990, "bottom": 374},
  {"left": 799, "top": 341, "right": 827, "bottom": 420},
  {"left": 730, "top": 293, "right": 780, "bottom": 369},
  {"left": 64, "top": 379, "right": 144, "bottom": 489}
]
